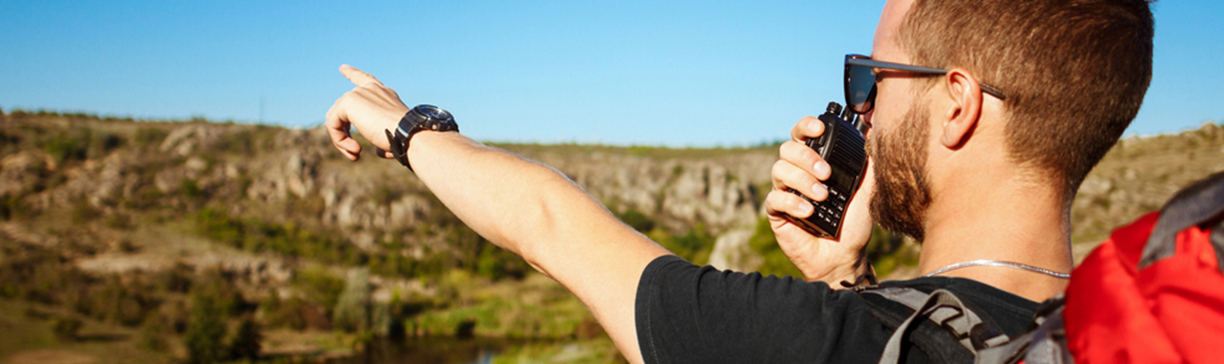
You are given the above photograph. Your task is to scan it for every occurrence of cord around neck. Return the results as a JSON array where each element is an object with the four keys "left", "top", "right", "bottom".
[{"left": 924, "top": 259, "right": 1071, "bottom": 279}]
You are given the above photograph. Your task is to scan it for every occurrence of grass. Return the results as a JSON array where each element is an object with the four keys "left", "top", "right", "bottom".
[
  {"left": 411, "top": 272, "right": 594, "bottom": 339},
  {"left": 0, "top": 299, "right": 174, "bottom": 364}
]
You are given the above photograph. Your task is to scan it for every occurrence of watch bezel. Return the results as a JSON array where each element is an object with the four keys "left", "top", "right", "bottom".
[{"left": 387, "top": 104, "right": 458, "bottom": 171}]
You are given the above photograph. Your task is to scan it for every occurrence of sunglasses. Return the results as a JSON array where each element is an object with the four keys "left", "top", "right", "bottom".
[{"left": 844, "top": 54, "right": 1007, "bottom": 114}]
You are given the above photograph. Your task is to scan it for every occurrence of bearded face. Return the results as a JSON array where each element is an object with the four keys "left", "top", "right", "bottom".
[{"left": 867, "top": 101, "right": 933, "bottom": 242}]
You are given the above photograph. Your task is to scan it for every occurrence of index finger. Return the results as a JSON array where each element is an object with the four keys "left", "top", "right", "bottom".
[
  {"left": 339, "top": 64, "right": 384, "bottom": 87},
  {"left": 791, "top": 116, "right": 825, "bottom": 142}
]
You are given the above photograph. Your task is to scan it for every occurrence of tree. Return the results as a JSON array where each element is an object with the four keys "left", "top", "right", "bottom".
[
  {"left": 52, "top": 316, "right": 83, "bottom": 342},
  {"left": 185, "top": 289, "right": 227, "bottom": 364},
  {"left": 333, "top": 269, "right": 371, "bottom": 333}
]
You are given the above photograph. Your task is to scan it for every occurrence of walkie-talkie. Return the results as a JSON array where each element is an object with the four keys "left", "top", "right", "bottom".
[{"left": 783, "top": 102, "right": 868, "bottom": 238}]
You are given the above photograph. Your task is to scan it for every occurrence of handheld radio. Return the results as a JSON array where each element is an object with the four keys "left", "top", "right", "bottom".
[{"left": 783, "top": 102, "right": 868, "bottom": 238}]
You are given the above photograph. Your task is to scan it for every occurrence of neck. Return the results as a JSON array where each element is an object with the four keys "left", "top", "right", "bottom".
[{"left": 917, "top": 174, "right": 1073, "bottom": 303}]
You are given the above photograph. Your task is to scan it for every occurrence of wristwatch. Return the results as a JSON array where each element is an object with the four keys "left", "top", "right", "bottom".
[{"left": 385, "top": 104, "right": 458, "bottom": 171}]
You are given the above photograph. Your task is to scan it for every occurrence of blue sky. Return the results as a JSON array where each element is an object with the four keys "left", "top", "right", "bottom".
[{"left": 2, "top": 1, "right": 1220, "bottom": 146}]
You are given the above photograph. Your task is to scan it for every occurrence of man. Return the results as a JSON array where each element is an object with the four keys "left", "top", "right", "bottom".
[{"left": 324, "top": 0, "right": 1153, "bottom": 362}]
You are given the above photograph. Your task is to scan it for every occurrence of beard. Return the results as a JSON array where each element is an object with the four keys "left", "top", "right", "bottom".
[{"left": 867, "top": 102, "right": 933, "bottom": 242}]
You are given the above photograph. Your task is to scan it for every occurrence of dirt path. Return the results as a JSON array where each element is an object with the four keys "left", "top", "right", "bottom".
[{"left": 5, "top": 350, "right": 95, "bottom": 364}]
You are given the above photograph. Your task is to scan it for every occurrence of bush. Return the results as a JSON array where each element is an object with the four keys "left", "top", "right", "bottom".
[
  {"left": 747, "top": 218, "right": 804, "bottom": 278},
  {"left": 90, "top": 275, "right": 151, "bottom": 326},
  {"left": 475, "top": 242, "right": 528, "bottom": 280},
  {"left": 1, "top": 195, "right": 32, "bottom": 221},
  {"left": 294, "top": 267, "right": 344, "bottom": 315},
  {"left": 194, "top": 271, "right": 245, "bottom": 318},
  {"left": 88, "top": 131, "right": 124, "bottom": 159},
  {"left": 228, "top": 316, "right": 262, "bottom": 360},
  {"left": 262, "top": 294, "right": 318, "bottom": 331},
  {"left": 181, "top": 179, "right": 205, "bottom": 200},
  {"left": 134, "top": 127, "right": 168, "bottom": 149},
  {"left": 139, "top": 314, "right": 172, "bottom": 352},
  {"left": 52, "top": 316, "right": 84, "bottom": 342},
  {"left": 652, "top": 224, "right": 715, "bottom": 265},
  {"left": 615, "top": 209, "right": 655, "bottom": 232},
  {"left": 39, "top": 130, "right": 90, "bottom": 163}
]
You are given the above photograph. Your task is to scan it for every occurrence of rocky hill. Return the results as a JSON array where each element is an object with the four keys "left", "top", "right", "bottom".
[
  {"left": 3, "top": 110, "right": 1224, "bottom": 275},
  {"left": 0, "top": 109, "right": 1222, "bottom": 362}
]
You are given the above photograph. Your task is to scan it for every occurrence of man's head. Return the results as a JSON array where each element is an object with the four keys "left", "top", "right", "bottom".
[{"left": 865, "top": 0, "right": 1154, "bottom": 240}]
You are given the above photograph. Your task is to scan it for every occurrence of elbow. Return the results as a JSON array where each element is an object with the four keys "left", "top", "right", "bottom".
[{"left": 505, "top": 168, "right": 584, "bottom": 275}]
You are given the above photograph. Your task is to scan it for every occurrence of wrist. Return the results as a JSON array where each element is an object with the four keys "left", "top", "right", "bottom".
[
  {"left": 385, "top": 105, "right": 458, "bottom": 170},
  {"left": 806, "top": 255, "right": 875, "bottom": 288}
]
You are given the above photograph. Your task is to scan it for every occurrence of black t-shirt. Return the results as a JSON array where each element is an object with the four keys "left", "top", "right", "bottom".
[{"left": 634, "top": 255, "right": 1039, "bottom": 364}]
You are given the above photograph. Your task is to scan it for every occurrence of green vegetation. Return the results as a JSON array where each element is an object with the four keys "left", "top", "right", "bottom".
[
  {"left": 748, "top": 217, "right": 804, "bottom": 278},
  {"left": 185, "top": 286, "right": 229, "bottom": 364},
  {"left": 649, "top": 225, "right": 715, "bottom": 265},
  {"left": 51, "top": 316, "right": 84, "bottom": 342},
  {"left": 410, "top": 272, "right": 593, "bottom": 339},
  {"left": 133, "top": 127, "right": 169, "bottom": 148},
  {"left": 333, "top": 269, "right": 372, "bottom": 333},
  {"left": 0, "top": 110, "right": 1218, "bottom": 363},
  {"left": 195, "top": 207, "right": 362, "bottom": 266},
  {"left": 614, "top": 209, "right": 655, "bottom": 233},
  {"left": 747, "top": 217, "right": 918, "bottom": 279},
  {"left": 229, "top": 316, "right": 263, "bottom": 361},
  {"left": 138, "top": 314, "right": 172, "bottom": 351}
]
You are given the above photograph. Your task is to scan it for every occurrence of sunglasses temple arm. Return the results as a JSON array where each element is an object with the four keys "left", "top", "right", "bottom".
[{"left": 979, "top": 83, "right": 1007, "bottom": 100}]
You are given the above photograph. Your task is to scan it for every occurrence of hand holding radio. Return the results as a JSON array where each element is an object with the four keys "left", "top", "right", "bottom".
[{"left": 766, "top": 102, "right": 876, "bottom": 286}]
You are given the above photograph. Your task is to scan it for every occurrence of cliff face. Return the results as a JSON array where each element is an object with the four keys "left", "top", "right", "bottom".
[
  {"left": 143, "top": 123, "right": 775, "bottom": 237},
  {"left": 512, "top": 145, "right": 774, "bottom": 234}
]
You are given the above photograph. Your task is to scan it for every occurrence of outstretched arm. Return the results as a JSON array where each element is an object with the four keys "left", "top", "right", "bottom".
[{"left": 324, "top": 65, "right": 670, "bottom": 364}]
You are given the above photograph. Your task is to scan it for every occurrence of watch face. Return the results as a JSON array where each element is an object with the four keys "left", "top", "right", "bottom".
[{"left": 415, "top": 105, "right": 452, "bottom": 121}]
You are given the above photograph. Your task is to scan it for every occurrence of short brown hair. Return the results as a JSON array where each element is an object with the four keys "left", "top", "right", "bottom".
[{"left": 898, "top": 0, "right": 1154, "bottom": 199}]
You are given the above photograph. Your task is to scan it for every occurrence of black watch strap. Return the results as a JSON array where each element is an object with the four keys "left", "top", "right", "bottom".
[{"left": 385, "top": 105, "right": 458, "bottom": 171}]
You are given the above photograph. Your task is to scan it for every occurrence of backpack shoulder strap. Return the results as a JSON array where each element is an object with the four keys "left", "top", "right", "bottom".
[
  {"left": 975, "top": 296, "right": 1073, "bottom": 364},
  {"left": 859, "top": 286, "right": 1011, "bottom": 364},
  {"left": 1140, "top": 170, "right": 1224, "bottom": 269}
]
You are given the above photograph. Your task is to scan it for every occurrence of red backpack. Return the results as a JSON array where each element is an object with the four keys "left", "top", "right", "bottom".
[
  {"left": 869, "top": 170, "right": 1224, "bottom": 364},
  {"left": 1063, "top": 169, "right": 1224, "bottom": 363}
]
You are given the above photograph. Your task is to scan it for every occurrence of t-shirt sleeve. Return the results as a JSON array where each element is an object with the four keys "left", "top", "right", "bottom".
[{"left": 635, "top": 255, "right": 888, "bottom": 364}]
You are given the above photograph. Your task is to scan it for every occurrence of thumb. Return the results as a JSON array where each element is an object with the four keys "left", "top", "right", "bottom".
[
  {"left": 374, "top": 147, "right": 395, "bottom": 159},
  {"left": 339, "top": 64, "right": 384, "bottom": 87}
]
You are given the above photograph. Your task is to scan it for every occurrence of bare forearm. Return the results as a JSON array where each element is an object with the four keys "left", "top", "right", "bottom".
[{"left": 405, "top": 131, "right": 602, "bottom": 268}]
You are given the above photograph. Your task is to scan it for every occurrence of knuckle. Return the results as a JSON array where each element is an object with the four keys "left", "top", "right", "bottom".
[
  {"left": 771, "top": 160, "right": 789, "bottom": 178},
  {"left": 786, "top": 194, "right": 805, "bottom": 209},
  {"left": 793, "top": 147, "right": 818, "bottom": 167},
  {"left": 765, "top": 191, "right": 782, "bottom": 209},
  {"left": 779, "top": 141, "right": 802, "bottom": 159}
]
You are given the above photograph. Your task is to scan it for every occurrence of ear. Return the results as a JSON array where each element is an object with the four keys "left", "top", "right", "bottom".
[{"left": 938, "top": 68, "right": 984, "bottom": 149}]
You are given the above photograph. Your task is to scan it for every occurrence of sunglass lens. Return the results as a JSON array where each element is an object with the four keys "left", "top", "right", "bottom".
[{"left": 845, "top": 62, "right": 876, "bottom": 114}]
